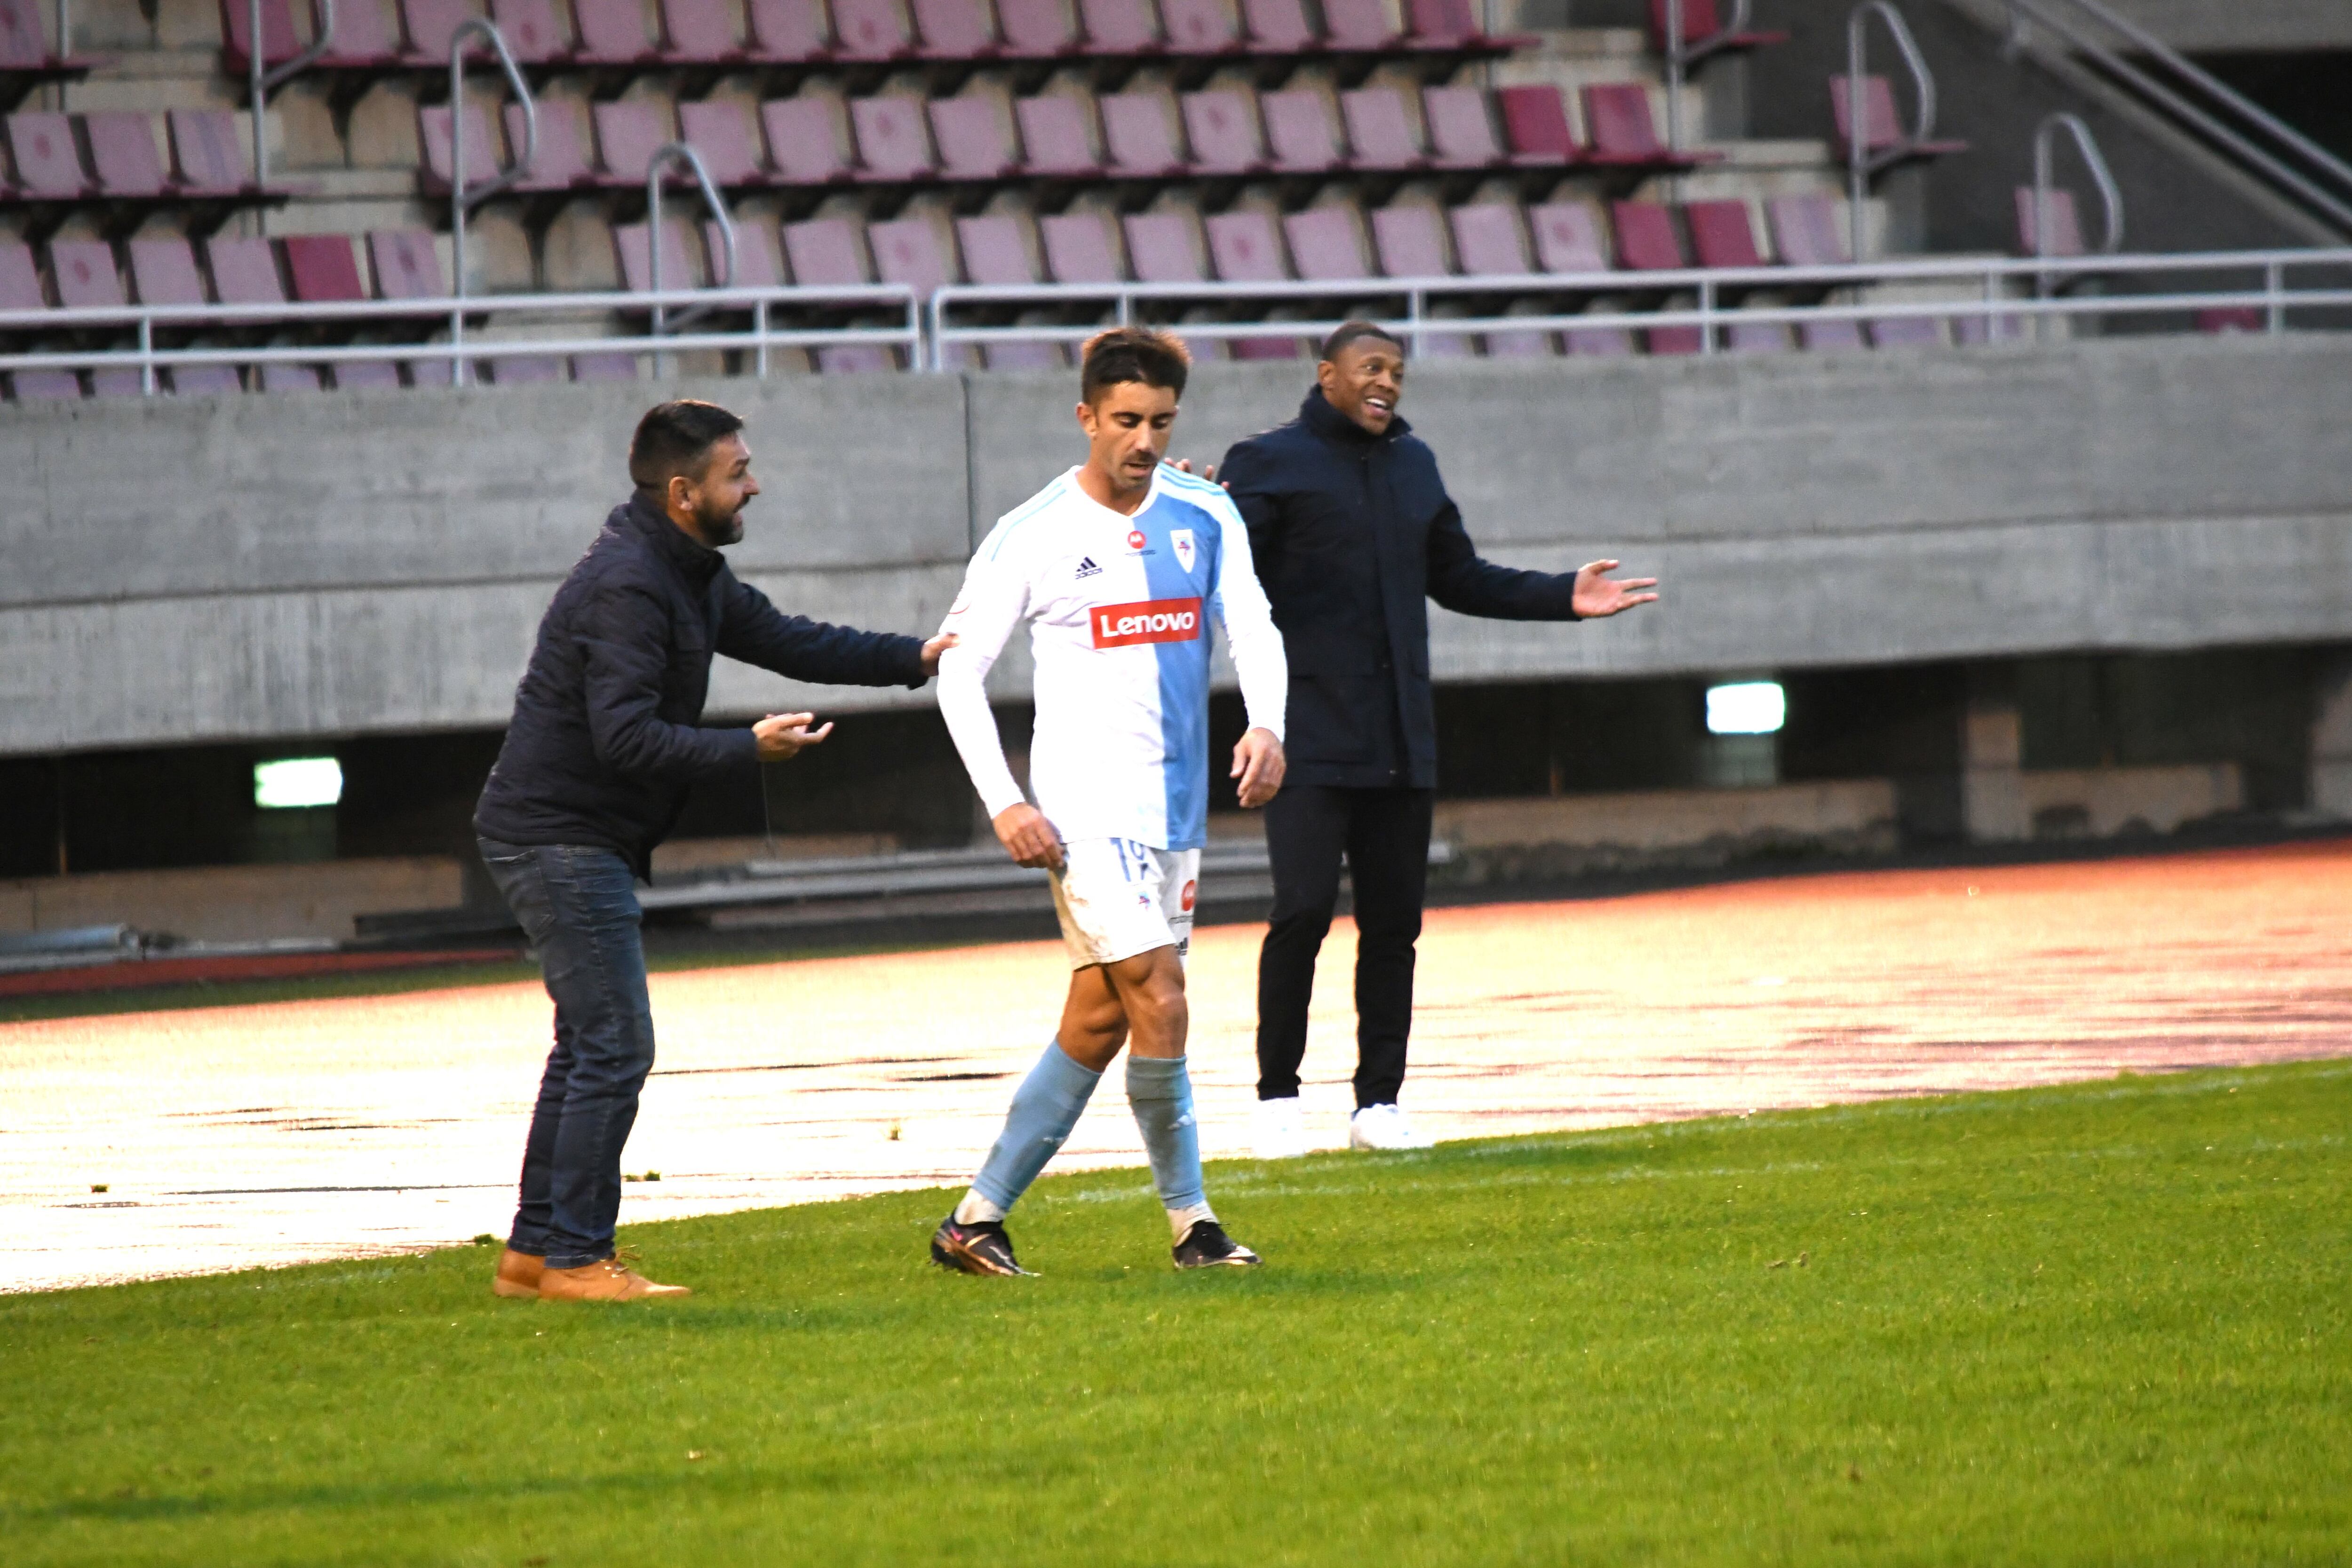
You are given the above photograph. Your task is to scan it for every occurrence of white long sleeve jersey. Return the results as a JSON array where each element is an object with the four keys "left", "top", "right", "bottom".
[{"left": 936, "top": 462, "right": 1287, "bottom": 852}]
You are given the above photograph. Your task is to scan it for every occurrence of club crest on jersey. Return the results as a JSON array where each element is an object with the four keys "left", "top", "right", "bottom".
[
  {"left": 1074, "top": 555, "right": 1101, "bottom": 580},
  {"left": 1125, "top": 528, "right": 1146, "bottom": 552},
  {"left": 1090, "top": 597, "right": 1202, "bottom": 649},
  {"left": 1170, "top": 528, "right": 1195, "bottom": 572}
]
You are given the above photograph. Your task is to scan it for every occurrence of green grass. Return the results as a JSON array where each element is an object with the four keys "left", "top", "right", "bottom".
[{"left": 5, "top": 1061, "right": 2346, "bottom": 1567}]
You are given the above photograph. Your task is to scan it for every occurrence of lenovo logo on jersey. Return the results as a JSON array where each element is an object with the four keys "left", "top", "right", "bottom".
[{"left": 1090, "top": 597, "right": 1203, "bottom": 649}]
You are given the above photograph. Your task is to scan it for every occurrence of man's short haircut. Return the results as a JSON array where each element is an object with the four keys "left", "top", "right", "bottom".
[
  {"left": 1080, "top": 326, "right": 1191, "bottom": 404},
  {"left": 629, "top": 399, "right": 745, "bottom": 491},
  {"left": 1319, "top": 319, "right": 1404, "bottom": 364}
]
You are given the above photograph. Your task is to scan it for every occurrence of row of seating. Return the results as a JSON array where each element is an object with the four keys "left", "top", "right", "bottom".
[
  {"left": 2, "top": 109, "right": 271, "bottom": 212},
  {"left": 223, "top": 0, "right": 1522, "bottom": 80},
  {"left": 422, "top": 78, "right": 1705, "bottom": 199},
  {"left": 0, "top": 0, "right": 92, "bottom": 108}
]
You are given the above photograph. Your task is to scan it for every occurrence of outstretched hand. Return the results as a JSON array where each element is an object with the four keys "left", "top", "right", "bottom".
[
  {"left": 1231, "top": 726, "right": 1285, "bottom": 809},
  {"left": 754, "top": 711, "right": 832, "bottom": 762},
  {"left": 1571, "top": 559, "right": 1660, "bottom": 619}
]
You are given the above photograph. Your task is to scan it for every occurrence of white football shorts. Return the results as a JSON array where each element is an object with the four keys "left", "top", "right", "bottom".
[{"left": 1049, "top": 837, "right": 1201, "bottom": 970}]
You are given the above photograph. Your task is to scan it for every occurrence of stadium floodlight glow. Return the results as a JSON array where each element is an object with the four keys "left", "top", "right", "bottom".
[
  {"left": 1706, "top": 681, "right": 1786, "bottom": 736},
  {"left": 254, "top": 757, "right": 344, "bottom": 810}
]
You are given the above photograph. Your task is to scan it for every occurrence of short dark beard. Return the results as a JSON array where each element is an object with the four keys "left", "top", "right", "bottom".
[{"left": 693, "top": 499, "right": 745, "bottom": 547}]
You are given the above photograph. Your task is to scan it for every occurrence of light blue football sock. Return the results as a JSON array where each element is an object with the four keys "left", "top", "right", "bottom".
[
  {"left": 1126, "top": 1054, "right": 1208, "bottom": 1217},
  {"left": 966, "top": 1041, "right": 1103, "bottom": 1215}
]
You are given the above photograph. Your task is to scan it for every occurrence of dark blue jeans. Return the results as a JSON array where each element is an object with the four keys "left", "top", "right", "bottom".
[{"left": 478, "top": 838, "right": 656, "bottom": 1270}]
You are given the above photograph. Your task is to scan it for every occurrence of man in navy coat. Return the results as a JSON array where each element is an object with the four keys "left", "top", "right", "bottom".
[{"left": 1219, "top": 323, "right": 1657, "bottom": 1156}]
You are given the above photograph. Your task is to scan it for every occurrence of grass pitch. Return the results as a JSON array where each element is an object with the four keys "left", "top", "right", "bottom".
[{"left": 5, "top": 1060, "right": 2345, "bottom": 1567}]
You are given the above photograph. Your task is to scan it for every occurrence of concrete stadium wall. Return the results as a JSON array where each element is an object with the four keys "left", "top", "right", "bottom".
[{"left": 5, "top": 333, "right": 2352, "bottom": 757}]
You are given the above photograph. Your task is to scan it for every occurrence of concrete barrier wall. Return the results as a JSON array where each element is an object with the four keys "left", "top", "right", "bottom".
[{"left": 5, "top": 334, "right": 2351, "bottom": 756}]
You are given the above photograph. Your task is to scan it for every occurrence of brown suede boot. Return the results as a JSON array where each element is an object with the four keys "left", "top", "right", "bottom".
[
  {"left": 492, "top": 1248, "right": 544, "bottom": 1300},
  {"left": 537, "top": 1258, "right": 692, "bottom": 1302}
]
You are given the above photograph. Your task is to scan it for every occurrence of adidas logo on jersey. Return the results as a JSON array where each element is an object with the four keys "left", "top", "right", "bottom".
[
  {"left": 1090, "top": 597, "right": 1203, "bottom": 649},
  {"left": 1074, "top": 556, "right": 1101, "bottom": 580}
]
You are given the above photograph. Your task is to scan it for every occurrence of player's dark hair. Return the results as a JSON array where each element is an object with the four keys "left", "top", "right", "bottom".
[
  {"left": 1319, "top": 319, "right": 1404, "bottom": 363},
  {"left": 1080, "top": 326, "right": 1191, "bottom": 405},
  {"left": 629, "top": 399, "right": 745, "bottom": 493}
]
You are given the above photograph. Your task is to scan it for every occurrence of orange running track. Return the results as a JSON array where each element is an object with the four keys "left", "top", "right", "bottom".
[{"left": 4, "top": 839, "right": 2347, "bottom": 1294}]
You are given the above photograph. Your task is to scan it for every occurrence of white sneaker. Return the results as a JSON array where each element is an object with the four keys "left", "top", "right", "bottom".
[
  {"left": 1349, "top": 1104, "right": 1435, "bottom": 1152},
  {"left": 1251, "top": 1096, "right": 1308, "bottom": 1160}
]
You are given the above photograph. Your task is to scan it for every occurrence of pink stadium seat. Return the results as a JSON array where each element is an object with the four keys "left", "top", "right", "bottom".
[
  {"left": 85, "top": 112, "right": 169, "bottom": 197},
  {"left": 1766, "top": 193, "right": 1846, "bottom": 265},
  {"left": 333, "top": 361, "right": 406, "bottom": 390},
  {"left": 717, "top": 216, "right": 786, "bottom": 285},
  {"left": 1160, "top": 0, "right": 1238, "bottom": 52},
  {"left": 2014, "top": 186, "right": 2085, "bottom": 256},
  {"left": 259, "top": 364, "right": 324, "bottom": 393},
  {"left": 1100, "top": 93, "right": 1183, "bottom": 175},
  {"left": 1496, "top": 85, "right": 1579, "bottom": 166},
  {"left": 1204, "top": 209, "right": 1285, "bottom": 280},
  {"left": 1581, "top": 84, "right": 1666, "bottom": 166},
  {"left": 763, "top": 98, "right": 853, "bottom": 183},
  {"left": 614, "top": 217, "right": 702, "bottom": 291},
  {"left": 487, "top": 354, "right": 565, "bottom": 383},
  {"left": 911, "top": 0, "right": 998, "bottom": 57},
  {"left": 661, "top": 0, "right": 745, "bottom": 61},
  {"left": 678, "top": 99, "right": 769, "bottom": 185},
  {"left": 10, "top": 368, "right": 84, "bottom": 398},
  {"left": 572, "top": 0, "right": 663, "bottom": 62},
  {"left": 217, "top": 0, "right": 301, "bottom": 67},
  {"left": 1120, "top": 211, "right": 1196, "bottom": 282},
  {"left": 783, "top": 215, "right": 868, "bottom": 284},
  {"left": 204, "top": 236, "right": 286, "bottom": 307},
  {"left": 1014, "top": 95, "right": 1101, "bottom": 175},
  {"left": 572, "top": 351, "right": 639, "bottom": 381},
  {"left": 1284, "top": 207, "right": 1367, "bottom": 279},
  {"left": 1648, "top": 0, "right": 1785, "bottom": 52},
  {"left": 318, "top": 0, "right": 400, "bottom": 61},
  {"left": 833, "top": 0, "right": 915, "bottom": 58},
  {"left": 1406, "top": 0, "right": 1515, "bottom": 44},
  {"left": 168, "top": 108, "right": 252, "bottom": 194},
  {"left": 747, "top": 0, "right": 830, "bottom": 59},
  {"left": 1322, "top": 0, "right": 1398, "bottom": 48},
  {"left": 955, "top": 214, "right": 1036, "bottom": 283},
  {"left": 930, "top": 96, "right": 1019, "bottom": 178},
  {"left": 128, "top": 237, "right": 208, "bottom": 305},
  {"left": 1449, "top": 203, "right": 1526, "bottom": 276},
  {"left": 1831, "top": 75, "right": 1966, "bottom": 158},
  {"left": 368, "top": 229, "right": 446, "bottom": 298},
  {"left": 48, "top": 239, "right": 123, "bottom": 307},
  {"left": 87, "top": 367, "right": 147, "bottom": 396},
  {"left": 1421, "top": 86, "right": 1501, "bottom": 168},
  {"left": 850, "top": 96, "right": 936, "bottom": 178},
  {"left": 1180, "top": 90, "right": 1264, "bottom": 174},
  {"left": 1040, "top": 210, "right": 1121, "bottom": 281},
  {"left": 1370, "top": 205, "right": 1447, "bottom": 277},
  {"left": 1684, "top": 199, "right": 1763, "bottom": 269},
  {"left": 0, "top": 235, "right": 41, "bottom": 308},
  {"left": 1528, "top": 202, "right": 1607, "bottom": 273},
  {"left": 6, "top": 112, "right": 88, "bottom": 196},
  {"left": 418, "top": 103, "right": 502, "bottom": 191},
  {"left": 1262, "top": 89, "right": 1343, "bottom": 173},
  {"left": 284, "top": 233, "right": 366, "bottom": 300},
  {"left": 1799, "top": 315, "right": 1866, "bottom": 351},
  {"left": 1867, "top": 314, "right": 1940, "bottom": 349},
  {"left": 870, "top": 215, "right": 954, "bottom": 294},
  {"left": 593, "top": 101, "right": 673, "bottom": 182},
  {"left": 493, "top": 0, "right": 574, "bottom": 62},
  {"left": 512, "top": 98, "right": 599, "bottom": 190},
  {"left": 1077, "top": 0, "right": 1158, "bottom": 51},
  {"left": 1241, "top": 0, "right": 1315, "bottom": 50},
  {"left": 168, "top": 364, "right": 243, "bottom": 394},
  {"left": 1341, "top": 88, "right": 1422, "bottom": 168},
  {"left": 998, "top": 0, "right": 1078, "bottom": 56},
  {"left": 399, "top": 0, "right": 472, "bottom": 58}
]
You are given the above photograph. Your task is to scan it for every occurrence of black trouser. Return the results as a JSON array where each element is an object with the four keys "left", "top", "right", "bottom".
[{"left": 1255, "top": 784, "right": 1435, "bottom": 1108}]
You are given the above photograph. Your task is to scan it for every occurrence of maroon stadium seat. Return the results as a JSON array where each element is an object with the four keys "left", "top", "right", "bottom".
[
  {"left": 400, "top": 0, "right": 472, "bottom": 58},
  {"left": 2013, "top": 186, "right": 2084, "bottom": 256},
  {"left": 6, "top": 111, "right": 88, "bottom": 196},
  {"left": 128, "top": 236, "right": 208, "bottom": 305},
  {"left": 1581, "top": 83, "right": 1669, "bottom": 166},
  {"left": 217, "top": 0, "right": 301, "bottom": 67},
  {"left": 1014, "top": 94, "right": 1102, "bottom": 175},
  {"left": 2196, "top": 306, "right": 2264, "bottom": 334},
  {"left": 1262, "top": 89, "right": 1343, "bottom": 173},
  {"left": 747, "top": 0, "right": 831, "bottom": 60},
  {"left": 284, "top": 233, "right": 366, "bottom": 300},
  {"left": 850, "top": 96, "right": 936, "bottom": 178},
  {"left": 510, "top": 98, "right": 597, "bottom": 190},
  {"left": 1241, "top": 0, "right": 1316, "bottom": 51},
  {"left": 998, "top": 0, "right": 1079, "bottom": 56},
  {"left": 168, "top": 108, "right": 252, "bottom": 194},
  {"left": 1284, "top": 206, "right": 1367, "bottom": 279},
  {"left": 1041, "top": 210, "right": 1122, "bottom": 282},
  {"left": 1406, "top": 0, "right": 1522, "bottom": 45},
  {"left": 678, "top": 99, "right": 769, "bottom": 185},
  {"left": 1120, "top": 211, "right": 1196, "bottom": 282},
  {"left": 930, "top": 96, "right": 1019, "bottom": 178},
  {"left": 1831, "top": 74, "right": 1966, "bottom": 159},
  {"left": 85, "top": 112, "right": 169, "bottom": 197},
  {"left": 1101, "top": 92, "right": 1184, "bottom": 175},
  {"left": 763, "top": 97, "right": 854, "bottom": 183},
  {"left": 1421, "top": 86, "right": 1501, "bottom": 169},
  {"left": 833, "top": 0, "right": 916, "bottom": 58},
  {"left": 870, "top": 215, "right": 954, "bottom": 294},
  {"left": 1495, "top": 85, "right": 1580, "bottom": 167},
  {"left": 1340, "top": 88, "right": 1422, "bottom": 169},
  {"left": 418, "top": 103, "right": 503, "bottom": 191},
  {"left": 1765, "top": 192, "right": 1846, "bottom": 266},
  {"left": 1160, "top": 0, "right": 1239, "bottom": 53},
  {"left": 49, "top": 239, "right": 123, "bottom": 307},
  {"left": 1684, "top": 199, "right": 1762, "bottom": 268},
  {"left": 661, "top": 0, "right": 746, "bottom": 61},
  {"left": 368, "top": 229, "right": 446, "bottom": 298},
  {"left": 204, "top": 235, "right": 286, "bottom": 307},
  {"left": 593, "top": 100, "right": 673, "bottom": 182},
  {"left": 493, "top": 0, "right": 575, "bottom": 62},
  {"left": 1077, "top": 0, "right": 1159, "bottom": 51},
  {"left": 1205, "top": 209, "right": 1285, "bottom": 281},
  {"left": 1609, "top": 200, "right": 1700, "bottom": 353},
  {"left": 571, "top": 0, "right": 663, "bottom": 62},
  {"left": 1322, "top": 0, "right": 1398, "bottom": 48},
  {"left": 1648, "top": 0, "right": 1785, "bottom": 54},
  {"left": 911, "top": 0, "right": 998, "bottom": 57},
  {"left": 614, "top": 217, "right": 703, "bottom": 291},
  {"left": 1180, "top": 90, "right": 1265, "bottom": 174}
]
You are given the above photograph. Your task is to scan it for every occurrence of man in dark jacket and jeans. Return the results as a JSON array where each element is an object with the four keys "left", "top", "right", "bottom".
[
  {"left": 474, "top": 399, "right": 951, "bottom": 1301},
  {"left": 1219, "top": 323, "right": 1656, "bottom": 1158}
]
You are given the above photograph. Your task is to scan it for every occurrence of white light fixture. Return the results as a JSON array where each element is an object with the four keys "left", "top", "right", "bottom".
[
  {"left": 1706, "top": 681, "right": 1786, "bottom": 736},
  {"left": 254, "top": 757, "right": 344, "bottom": 810}
]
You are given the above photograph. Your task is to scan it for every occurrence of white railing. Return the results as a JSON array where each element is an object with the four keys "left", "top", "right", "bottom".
[
  {"left": 0, "top": 284, "right": 924, "bottom": 386},
  {"left": 1845, "top": 1, "right": 1941, "bottom": 263},
  {"left": 246, "top": 0, "right": 337, "bottom": 207}
]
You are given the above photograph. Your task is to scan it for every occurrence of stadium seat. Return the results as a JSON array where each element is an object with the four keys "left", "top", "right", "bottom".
[
  {"left": 2197, "top": 306, "right": 2264, "bottom": 334},
  {"left": 1406, "top": 0, "right": 1530, "bottom": 49},
  {"left": 128, "top": 236, "right": 208, "bottom": 307},
  {"left": 1161, "top": 0, "right": 1241, "bottom": 54},
  {"left": 747, "top": 0, "right": 831, "bottom": 61},
  {"left": 1, "top": 0, "right": 93, "bottom": 98},
  {"left": 284, "top": 233, "right": 366, "bottom": 302},
  {"left": 1206, "top": 209, "right": 1287, "bottom": 282},
  {"left": 1285, "top": 206, "right": 1368, "bottom": 280},
  {"left": 1647, "top": 0, "right": 1786, "bottom": 59},
  {"left": 49, "top": 238, "right": 123, "bottom": 306},
  {"left": 85, "top": 112, "right": 168, "bottom": 197},
  {"left": 1041, "top": 210, "right": 1121, "bottom": 282},
  {"left": 5, "top": 111, "right": 89, "bottom": 197},
  {"left": 571, "top": 0, "right": 665, "bottom": 64},
  {"left": 1323, "top": 0, "right": 1400, "bottom": 50},
  {"left": 332, "top": 359, "right": 406, "bottom": 390},
  {"left": 911, "top": 0, "right": 999, "bottom": 58},
  {"left": 572, "top": 350, "right": 639, "bottom": 379},
  {"left": 1831, "top": 75, "right": 1967, "bottom": 164},
  {"left": 219, "top": 0, "right": 379, "bottom": 70},
  {"left": 1765, "top": 192, "right": 1846, "bottom": 266},
  {"left": 1581, "top": 83, "right": 1712, "bottom": 170},
  {"left": 1341, "top": 88, "right": 1423, "bottom": 169},
  {"left": 1495, "top": 85, "right": 1580, "bottom": 168},
  {"left": 1015, "top": 94, "right": 1103, "bottom": 176},
  {"left": 509, "top": 98, "right": 599, "bottom": 191},
  {"left": 717, "top": 215, "right": 787, "bottom": 285},
  {"left": 998, "top": 0, "right": 1082, "bottom": 57},
  {"left": 677, "top": 99, "right": 770, "bottom": 187},
  {"left": 833, "top": 0, "right": 916, "bottom": 60},
  {"left": 205, "top": 235, "right": 286, "bottom": 308},
  {"left": 785, "top": 216, "right": 898, "bottom": 371},
  {"left": 1422, "top": 86, "right": 1502, "bottom": 169},
  {"left": 485, "top": 352, "right": 565, "bottom": 383},
  {"left": 1182, "top": 90, "right": 1267, "bottom": 175},
  {"left": 0, "top": 232, "right": 40, "bottom": 305},
  {"left": 615, "top": 217, "right": 702, "bottom": 291},
  {"left": 367, "top": 228, "right": 447, "bottom": 299},
  {"left": 1527, "top": 201, "right": 1608, "bottom": 275},
  {"left": 850, "top": 95, "right": 937, "bottom": 179},
  {"left": 9, "top": 367, "right": 82, "bottom": 397},
  {"left": 1101, "top": 93, "right": 1184, "bottom": 177},
  {"left": 1115, "top": 210, "right": 1193, "bottom": 289},
  {"left": 870, "top": 214, "right": 954, "bottom": 295},
  {"left": 1242, "top": 0, "right": 1318, "bottom": 52},
  {"left": 763, "top": 97, "right": 854, "bottom": 184},
  {"left": 1685, "top": 199, "right": 1787, "bottom": 351},
  {"left": 1867, "top": 313, "right": 1941, "bottom": 349},
  {"left": 661, "top": 0, "right": 747, "bottom": 63},
  {"left": 592, "top": 100, "right": 674, "bottom": 183},
  {"left": 1449, "top": 203, "right": 1555, "bottom": 357},
  {"left": 168, "top": 363, "right": 243, "bottom": 394},
  {"left": 930, "top": 95, "right": 1020, "bottom": 179},
  {"left": 492, "top": 0, "right": 576, "bottom": 62},
  {"left": 418, "top": 103, "right": 503, "bottom": 193},
  {"left": 168, "top": 108, "right": 255, "bottom": 195},
  {"left": 2013, "top": 186, "right": 2085, "bottom": 257},
  {"left": 259, "top": 363, "right": 324, "bottom": 393},
  {"left": 1371, "top": 205, "right": 1473, "bottom": 356},
  {"left": 1076, "top": 0, "right": 1160, "bottom": 53},
  {"left": 400, "top": 0, "right": 473, "bottom": 60},
  {"left": 956, "top": 212, "right": 1064, "bottom": 369},
  {"left": 1609, "top": 199, "right": 1701, "bottom": 353},
  {"left": 1263, "top": 89, "right": 1344, "bottom": 174}
]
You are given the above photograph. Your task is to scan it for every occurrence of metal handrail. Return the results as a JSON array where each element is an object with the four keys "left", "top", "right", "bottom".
[
  {"left": 2003, "top": 0, "right": 2352, "bottom": 235},
  {"left": 1661, "top": 0, "right": 1757, "bottom": 154},
  {"left": 1845, "top": 0, "right": 1938, "bottom": 263},
  {"left": 246, "top": 0, "right": 337, "bottom": 211},
  {"left": 447, "top": 19, "right": 535, "bottom": 387},
  {"left": 2033, "top": 111, "right": 2123, "bottom": 269},
  {"left": 644, "top": 140, "right": 737, "bottom": 373}
]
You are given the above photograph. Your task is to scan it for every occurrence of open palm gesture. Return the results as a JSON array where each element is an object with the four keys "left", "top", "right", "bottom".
[{"left": 1571, "top": 559, "right": 1659, "bottom": 619}]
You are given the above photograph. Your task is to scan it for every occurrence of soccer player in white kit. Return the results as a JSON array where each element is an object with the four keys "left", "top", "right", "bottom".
[{"left": 930, "top": 327, "right": 1290, "bottom": 1275}]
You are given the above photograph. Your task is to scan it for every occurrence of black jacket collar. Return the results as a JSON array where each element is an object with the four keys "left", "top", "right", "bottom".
[
  {"left": 623, "top": 493, "right": 726, "bottom": 587},
  {"left": 1300, "top": 385, "right": 1411, "bottom": 447}
]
